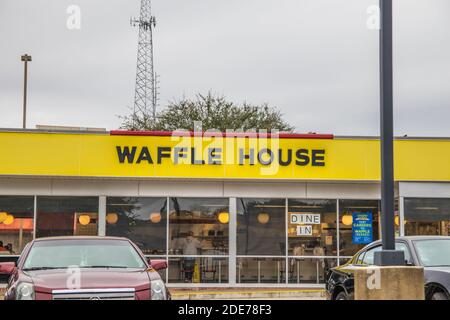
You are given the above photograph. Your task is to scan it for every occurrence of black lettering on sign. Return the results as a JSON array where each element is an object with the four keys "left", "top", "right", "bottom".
[
  {"left": 116, "top": 146, "right": 326, "bottom": 168},
  {"left": 174, "top": 147, "right": 187, "bottom": 164},
  {"left": 191, "top": 147, "right": 205, "bottom": 165},
  {"left": 116, "top": 146, "right": 137, "bottom": 164},
  {"left": 208, "top": 148, "right": 222, "bottom": 165},
  {"left": 239, "top": 148, "right": 255, "bottom": 165},
  {"left": 295, "top": 149, "right": 310, "bottom": 166},
  {"left": 312, "top": 150, "right": 325, "bottom": 167},
  {"left": 157, "top": 147, "right": 171, "bottom": 164},
  {"left": 278, "top": 149, "right": 292, "bottom": 166},
  {"left": 136, "top": 147, "right": 153, "bottom": 164},
  {"left": 258, "top": 148, "right": 274, "bottom": 166}
]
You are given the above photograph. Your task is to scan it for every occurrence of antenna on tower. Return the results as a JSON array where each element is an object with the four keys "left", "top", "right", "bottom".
[{"left": 131, "top": 0, "right": 158, "bottom": 126}]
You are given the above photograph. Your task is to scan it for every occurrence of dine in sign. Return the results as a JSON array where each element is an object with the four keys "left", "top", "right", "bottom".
[
  {"left": 296, "top": 225, "right": 313, "bottom": 236},
  {"left": 290, "top": 213, "right": 321, "bottom": 236}
]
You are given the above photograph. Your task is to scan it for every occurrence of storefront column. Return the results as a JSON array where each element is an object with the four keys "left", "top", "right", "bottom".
[
  {"left": 399, "top": 196, "right": 405, "bottom": 236},
  {"left": 166, "top": 197, "right": 169, "bottom": 282},
  {"left": 336, "top": 199, "right": 340, "bottom": 265},
  {"left": 229, "top": 197, "right": 237, "bottom": 285},
  {"left": 98, "top": 196, "right": 106, "bottom": 236},
  {"left": 33, "top": 195, "right": 37, "bottom": 240},
  {"left": 285, "top": 198, "right": 288, "bottom": 284}
]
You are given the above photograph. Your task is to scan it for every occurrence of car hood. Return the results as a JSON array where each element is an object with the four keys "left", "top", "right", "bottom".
[
  {"left": 331, "top": 264, "right": 359, "bottom": 275},
  {"left": 22, "top": 268, "right": 152, "bottom": 293}
]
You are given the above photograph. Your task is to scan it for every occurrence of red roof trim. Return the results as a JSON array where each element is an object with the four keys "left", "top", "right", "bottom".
[{"left": 110, "top": 130, "right": 334, "bottom": 139}]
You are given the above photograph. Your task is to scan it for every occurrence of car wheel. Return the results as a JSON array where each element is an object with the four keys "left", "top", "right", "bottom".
[
  {"left": 431, "top": 292, "right": 448, "bottom": 300},
  {"left": 335, "top": 291, "right": 349, "bottom": 300}
]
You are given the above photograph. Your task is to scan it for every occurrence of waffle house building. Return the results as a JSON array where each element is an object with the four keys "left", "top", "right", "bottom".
[{"left": 0, "top": 128, "right": 449, "bottom": 287}]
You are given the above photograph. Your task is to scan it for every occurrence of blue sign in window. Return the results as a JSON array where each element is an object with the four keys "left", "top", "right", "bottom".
[{"left": 352, "top": 212, "right": 373, "bottom": 244}]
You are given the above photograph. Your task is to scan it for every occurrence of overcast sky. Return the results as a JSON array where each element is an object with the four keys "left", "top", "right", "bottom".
[{"left": 0, "top": 0, "right": 449, "bottom": 136}]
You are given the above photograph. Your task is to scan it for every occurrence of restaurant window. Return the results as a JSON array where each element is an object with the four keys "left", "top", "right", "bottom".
[
  {"left": 168, "top": 198, "right": 229, "bottom": 284},
  {"left": 168, "top": 257, "right": 228, "bottom": 283},
  {"left": 36, "top": 197, "right": 99, "bottom": 238},
  {"left": 237, "top": 198, "right": 286, "bottom": 256},
  {"left": 106, "top": 197, "right": 167, "bottom": 255},
  {"left": 404, "top": 198, "right": 450, "bottom": 236},
  {"left": 169, "top": 198, "right": 229, "bottom": 255},
  {"left": 237, "top": 258, "right": 285, "bottom": 284},
  {"left": 338, "top": 200, "right": 380, "bottom": 257},
  {"left": 288, "top": 199, "right": 337, "bottom": 257},
  {"left": 0, "top": 196, "right": 34, "bottom": 255},
  {"left": 288, "top": 258, "right": 337, "bottom": 284}
]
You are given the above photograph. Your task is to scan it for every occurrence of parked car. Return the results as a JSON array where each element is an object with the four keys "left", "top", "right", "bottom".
[
  {"left": 0, "top": 236, "right": 170, "bottom": 300},
  {"left": 326, "top": 236, "right": 450, "bottom": 300}
]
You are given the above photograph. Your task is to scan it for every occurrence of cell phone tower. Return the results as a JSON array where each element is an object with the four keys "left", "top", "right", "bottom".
[{"left": 131, "top": 0, "right": 158, "bottom": 123}]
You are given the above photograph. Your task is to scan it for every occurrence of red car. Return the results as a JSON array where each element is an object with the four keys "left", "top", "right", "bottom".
[{"left": 0, "top": 236, "right": 170, "bottom": 300}]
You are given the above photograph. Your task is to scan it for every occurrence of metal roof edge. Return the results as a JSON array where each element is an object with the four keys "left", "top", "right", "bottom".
[
  {"left": 334, "top": 135, "right": 450, "bottom": 141},
  {"left": 0, "top": 128, "right": 109, "bottom": 135},
  {"left": 110, "top": 130, "right": 334, "bottom": 139}
]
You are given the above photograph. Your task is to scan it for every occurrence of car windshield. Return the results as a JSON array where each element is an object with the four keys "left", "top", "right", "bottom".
[
  {"left": 414, "top": 239, "right": 450, "bottom": 267},
  {"left": 23, "top": 239, "right": 147, "bottom": 270}
]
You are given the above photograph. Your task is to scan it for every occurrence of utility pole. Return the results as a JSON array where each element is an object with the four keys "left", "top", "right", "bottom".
[
  {"left": 21, "top": 54, "right": 32, "bottom": 129},
  {"left": 374, "top": 0, "right": 405, "bottom": 266}
]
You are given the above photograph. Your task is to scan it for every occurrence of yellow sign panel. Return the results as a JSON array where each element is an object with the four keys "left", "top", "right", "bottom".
[{"left": 0, "top": 132, "right": 449, "bottom": 181}]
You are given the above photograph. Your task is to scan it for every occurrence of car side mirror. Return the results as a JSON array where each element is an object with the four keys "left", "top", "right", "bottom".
[
  {"left": 0, "top": 262, "right": 16, "bottom": 275},
  {"left": 149, "top": 259, "right": 168, "bottom": 271}
]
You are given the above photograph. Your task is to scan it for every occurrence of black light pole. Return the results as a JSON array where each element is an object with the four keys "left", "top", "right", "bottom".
[
  {"left": 21, "top": 54, "right": 32, "bottom": 129},
  {"left": 374, "top": 0, "right": 405, "bottom": 266}
]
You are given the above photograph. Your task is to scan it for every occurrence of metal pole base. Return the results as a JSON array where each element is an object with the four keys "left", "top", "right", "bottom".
[{"left": 374, "top": 250, "right": 405, "bottom": 266}]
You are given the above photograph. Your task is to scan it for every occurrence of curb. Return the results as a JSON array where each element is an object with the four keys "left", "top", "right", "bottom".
[{"left": 170, "top": 289, "right": 326, "bottom": 300}]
